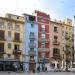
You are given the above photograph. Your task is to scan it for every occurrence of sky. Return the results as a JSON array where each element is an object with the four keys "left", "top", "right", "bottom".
[{"left": 0, "top": 0, "right": 75, "bottom": 20}]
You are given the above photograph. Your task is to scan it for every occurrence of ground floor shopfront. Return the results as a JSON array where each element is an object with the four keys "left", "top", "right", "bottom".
[{"left": 0, "top": 60, "right": 23, "bottom": 71}]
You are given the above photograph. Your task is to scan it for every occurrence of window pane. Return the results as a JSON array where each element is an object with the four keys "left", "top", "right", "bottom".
[
  {"left": 0, "top": 21, "right": 5, "bottom": 29},
  {"left": 0, "top": 30, "right": 5, "bottom": 39},
  {"left": 8, "top": 43, "right": 11, "bottom": 49},
  {"left": 42, "top": 25, "right": 45, "bottom": 28},
  {"left": 14, "top": 33, "right": 20, "bottom": 40},
  {"left": 54, "top": 27, "right": 58, "bottom": 32},
  {"left": 8, "top": 22, "right": 13, "bottom": 29},
  {"left": 15, "top": 25, "right": 20, "bottom": 31},
  {"left": 30, "top": 32, "right": 34, "bottom": 35},
  {"left": 41, "top": 34, "right": 45, "bottom": 38},
  {"left": 8, "top": 31, "right": 11, "bottom": 38},
  {"left": 14, "top": 44, "right": 19, "bottom": 50},
  {"left": 0, "top": 43, "right": 4, "bottom": 52},
  {"left": 31, "top": 24, "right": 34, "bottom": 28},
  {"left": 54, "top": 36, "right": 58, "bottom": 39}
]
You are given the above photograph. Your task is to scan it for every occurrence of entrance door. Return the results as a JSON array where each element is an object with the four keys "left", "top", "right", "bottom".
[
  {"left": 29, "top": 63, "right": 36, "bottom": 72},
  {"left": 0, "top": 62, "right": 3, "bottom": 71}
]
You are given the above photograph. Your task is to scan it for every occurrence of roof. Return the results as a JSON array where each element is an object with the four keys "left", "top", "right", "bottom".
[{"left": 0, "top": 16, "right": 24, "bottom": 24}]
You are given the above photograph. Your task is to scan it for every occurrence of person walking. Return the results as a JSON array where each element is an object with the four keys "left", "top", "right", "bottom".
[{"left": 37, "top": 66, "right": 40, "bottom": 72}]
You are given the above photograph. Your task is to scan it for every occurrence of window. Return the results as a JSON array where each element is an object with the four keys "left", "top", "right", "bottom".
[
  {"left": 14, "top": 44, "right": 19, "bottom": 50},
  {"left": 8, "top": 22, "right": 13, "bottom": 29},
  {"left": 42, "top": 53, "right": 45, "bottom": 58},
  {"left": 30, "top": 32, "right": 34, "bottom": 35},
  {"left": 0, "top": 30, "right": 5, "bottom": 39},
  {"left": 63, "top": 54, "right": 64, "bottom": 59},
  {"left": 8, "top": 54, "right": 11, "bottom": 58},
  {"left": 8, "top": 31, "right": 11, "bottom": 39},
  {"left": 30, "top": 56, "right": 34, "bottom": 60},
  {"left": 65, "top": 32, "right": 69, "bottom": 39},
  {"left": 54, "top": 27, "right": 58, "bottom": 32},
  {"left": 30, "top": 32, "right": 34, "bottom": 37},
  {"left": 30, "top": 40, "right": 34, "bottom": 43},
  {"left": 30, "top": 48, "right": 34, "bottom": 51},
  {"left": 8, "top": 43, "right": 11, "bottom": 49},
  {"left": 31, "top": 24, "right": 34, "bottom": 28},
  {"left": 42, "top": 28, "right": 45, "bottom": 33},
  {"left": 0, "top": 22, "right": 5, "bottom": 29},
  {"left": 65, "top": 32, "right": 68, "bottom": 35},
  {"left": 53, "top": 48, "right": 60, "bottom": 54},
  {"left": 14, "top": 33, "right": 20, "bottom": 41},
  {"left": 41, "top": 25, "right": 45, "bottom": 32},
  {"left": 42, "top": 25, "right": 45, "bottom": 28},
  {"left": 54, "top": 36, "right": 58, "bottom": 40},
  {"left": 41, "top": 43, "right": 45, "bottom": 48},
  {"left": 62, "top": 31, "right": 64, "bottom": 36},
  {"left": 15, "top": 25, "right": 20, "bottom": 31},
  {"left": 29, "top": 16, "right": 35, "bottom": 21},
  {"left": 17, "top": 16, "right": 19, "bottom": 19},
  {"left": 0, "top": 43, "right": 4, "bottom": 52},
  {"left": 41, "top": 34, "right": 45, "bottom": 38}
]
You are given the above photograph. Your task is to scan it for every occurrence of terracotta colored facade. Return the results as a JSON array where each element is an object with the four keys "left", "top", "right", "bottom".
[{"left": 35, "top": 10, "right": 50, "bottom": 62}]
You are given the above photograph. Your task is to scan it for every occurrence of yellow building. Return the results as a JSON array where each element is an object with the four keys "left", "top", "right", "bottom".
[
  {"left": 62, "top": 19, "right": 74, "bottom": 69},
  {"left": 0, "top": 13, "right": 24, "bottom": 71}
]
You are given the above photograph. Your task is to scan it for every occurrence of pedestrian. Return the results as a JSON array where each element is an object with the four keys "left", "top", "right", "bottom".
[
  {"left": 37, "top": 66, "right": 40, "bottom": 72},
  {"left": 45, "top": 67, "right": 47, "bottom": 72}
]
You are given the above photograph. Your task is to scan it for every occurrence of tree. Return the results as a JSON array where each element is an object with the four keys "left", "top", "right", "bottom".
[{"left": 64, "top": 48, "right": 71, "bottom": 71}]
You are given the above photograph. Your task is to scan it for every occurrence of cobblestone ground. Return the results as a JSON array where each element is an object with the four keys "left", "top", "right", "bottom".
[{"left": 0, "top": 72, "right": 75, "bottom": 75}]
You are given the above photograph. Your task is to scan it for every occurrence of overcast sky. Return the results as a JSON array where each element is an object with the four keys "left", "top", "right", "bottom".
[{"left": 0, "top": 0, "right": 75, "bottom": 20}]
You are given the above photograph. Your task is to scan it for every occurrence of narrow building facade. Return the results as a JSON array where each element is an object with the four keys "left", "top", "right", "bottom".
[
  {"left": 23, "top": 14, "right": 38, "bottom": 72},
  {"left": 34, "top": 10, "right": 50, "bottom": 71},
  {"left": 50, "top": 20, "right": 62, "bottom": 69}
]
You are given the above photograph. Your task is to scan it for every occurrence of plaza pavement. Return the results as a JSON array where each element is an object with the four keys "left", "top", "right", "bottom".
[{"left": 0, "top": 72, "right": 75, "bottom": 75}]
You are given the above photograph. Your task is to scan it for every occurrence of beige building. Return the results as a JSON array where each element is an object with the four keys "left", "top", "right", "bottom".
[
  {"left": 0, "top": 13, "right": 24, "bottom": 70},
  {"left": 49, "top": 18, "right": 74, "bottom": 69},
  {"left": 62, "top": 19, "right": 74, "bottom": 69},
  {"left": 49, "top": 20, "right": 62, "bottom": 69}
]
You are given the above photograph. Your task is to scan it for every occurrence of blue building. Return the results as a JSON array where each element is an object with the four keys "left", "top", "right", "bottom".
[{"left": 23, "top": 14, "right": 38, "bottom": 72}]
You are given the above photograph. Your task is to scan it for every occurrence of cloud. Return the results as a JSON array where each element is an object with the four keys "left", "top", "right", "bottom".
[
  {"left": 0, "top": 0, "right": 75, "bottom": 20},
  {"left": 0, "top": 0, "right": 41, "bottom": 15}
]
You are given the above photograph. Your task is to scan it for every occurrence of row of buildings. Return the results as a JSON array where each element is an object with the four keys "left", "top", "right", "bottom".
[{"left": 0, "top": 10, "right": 74, "bottom": 71}]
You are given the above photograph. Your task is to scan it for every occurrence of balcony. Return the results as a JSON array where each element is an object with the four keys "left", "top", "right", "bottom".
[
  {"left": 38, "top": 48, "right": 49, "bottom": 52},
  {"left": 41, "top": 30, "right": 45, "bottom": 34},
  {"left": 13, "top": 39, "right": 22, "bottom": 43},
  {"left": 13, "top": 49, "right": 22, "bottom": 55},
  {"left": 38, "top": 58, "right": 49, "bottom": 63},
  {"left": 65, "top": 36, "right": 69, "bottom": 40},
  {"left": 52, "top": 54, "right": 61, "bottom": 60},
  {"left": 39, "top": 38, "right": 49, "bottom": 43},
  {"left": 29, "top": 43, "right": 36, "bottom": 48},
  {"left": 29, "top": 50, "right": 36, "bottom": 56},
  {"left": 0, "top": 50, "right": 5, "bottom": 54},
  {"left": 29, "top": 35, "right": 35, "bottom": 40},
  {"left": 29, "top": 59, "right": 35, "bottom": 63},
  {"left": 53, "top": 40, "right": 60, "bottom": 45}
]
